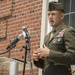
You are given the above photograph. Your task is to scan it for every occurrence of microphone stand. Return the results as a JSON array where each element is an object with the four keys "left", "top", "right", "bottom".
[{"left": 22, "top": 32, "right": 33, "bottom": 75}]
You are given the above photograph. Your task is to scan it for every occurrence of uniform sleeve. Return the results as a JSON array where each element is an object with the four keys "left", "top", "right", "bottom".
[{"left": 48, "top": 27, "right": 75, "bottom": 65}]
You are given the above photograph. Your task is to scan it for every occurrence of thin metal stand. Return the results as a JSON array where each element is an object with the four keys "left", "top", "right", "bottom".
[{"left": 22, "top": 34, "right": 33, "bottom": 75}]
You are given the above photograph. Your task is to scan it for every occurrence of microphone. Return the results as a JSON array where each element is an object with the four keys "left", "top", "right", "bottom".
[
  {"left": 22, "top": 26, "right": 29, "bottom": 37},
  {"left": 6, "top": 27, "right": 26, "bottom": 49}
]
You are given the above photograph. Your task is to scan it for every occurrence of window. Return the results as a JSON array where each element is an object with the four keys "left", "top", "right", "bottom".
[{"left": 59, "top": 0, "right": 75, "bottom": 28}]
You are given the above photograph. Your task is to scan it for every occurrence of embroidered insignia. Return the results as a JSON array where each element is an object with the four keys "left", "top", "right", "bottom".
[
  {"left": 53, "top": 38, "right": 57, "bottom": 43},
  {"left": 58, "top": 38, "right": 61, "bottom": 42}
]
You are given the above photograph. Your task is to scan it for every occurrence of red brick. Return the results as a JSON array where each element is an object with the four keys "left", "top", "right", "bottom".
[{"left": 0, "top": 0, "right": 42, "bottom": 75}]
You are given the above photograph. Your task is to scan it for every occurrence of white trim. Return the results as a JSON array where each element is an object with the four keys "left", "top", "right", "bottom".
[
  {"left": 40, "top": 0, "right": 49, "bottom": 48},
  {"left": 39, "top": 0, "right": 49, "bottom": 75}
]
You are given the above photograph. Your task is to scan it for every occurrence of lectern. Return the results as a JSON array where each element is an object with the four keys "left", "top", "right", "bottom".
[{"left": 0, "top": 57, "right": 24, "bottom": 75}]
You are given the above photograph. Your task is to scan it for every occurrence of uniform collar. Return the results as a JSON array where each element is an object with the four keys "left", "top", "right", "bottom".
[{"left": 52, "top": 22, "right": 65, "bottom": 33}]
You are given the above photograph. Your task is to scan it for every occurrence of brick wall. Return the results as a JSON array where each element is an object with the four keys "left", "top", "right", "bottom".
[{"left": 0, "top": 0, "right": 42, "bottom": 75}]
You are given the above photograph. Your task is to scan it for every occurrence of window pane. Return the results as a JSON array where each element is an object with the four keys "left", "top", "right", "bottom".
[
  {"left": 70, "top": 13, "right": 75, "bottom": 28},
  {"left": 59, "top": 0, "right": 70, "bottom": 13},
  {"left": 71, "top": 0, "right": 75, "bottom": 12},
  {"left": 64, "top": 15, "right": 69, "bottom": 25}
]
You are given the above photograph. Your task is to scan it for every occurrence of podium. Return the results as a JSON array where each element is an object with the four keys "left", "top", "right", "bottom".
[{"left": 0, "top": 57, "right": 24, "bottom": 75}]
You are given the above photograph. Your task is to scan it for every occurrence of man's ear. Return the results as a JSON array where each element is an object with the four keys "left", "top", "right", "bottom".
[{"left": 61, "top": 13, "right": 64, "bottom": 20}]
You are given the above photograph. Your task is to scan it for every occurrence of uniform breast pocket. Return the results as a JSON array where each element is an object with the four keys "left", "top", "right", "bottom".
[
  {"left": 51, "top": 37, "right": 65, "bottom": 52},
  {"left": 52, "top": 37, "right": 64, "bottom": 45}
]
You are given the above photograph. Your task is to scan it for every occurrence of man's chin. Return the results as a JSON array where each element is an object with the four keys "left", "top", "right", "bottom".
[{"left": 50, "top": 24, "right": 54, "bottom": 27}]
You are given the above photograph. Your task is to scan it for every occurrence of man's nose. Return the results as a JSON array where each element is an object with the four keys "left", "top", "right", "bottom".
[{"left": 48, "top": 14, "right": 53, "bottom": 19}]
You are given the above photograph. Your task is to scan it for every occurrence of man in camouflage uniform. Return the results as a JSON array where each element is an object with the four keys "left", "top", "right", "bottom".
[{"left": 33, "top": 2, "right": 75, "bottom": 75}]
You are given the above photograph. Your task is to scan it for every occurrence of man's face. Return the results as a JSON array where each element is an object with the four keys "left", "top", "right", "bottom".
[{"left": 48, "top": 10, "right": 64, "bottom": 28}]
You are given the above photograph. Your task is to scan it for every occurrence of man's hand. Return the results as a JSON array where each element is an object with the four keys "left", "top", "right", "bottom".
[
  {"left": 33, "top": 50, "right": 39, "bottom": 61},
  {"left": 37, "top": 45, "right": 50, "bottom": 58},
  {"left": 32, "top": 45, "right": 50, "bottom": 61}
]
